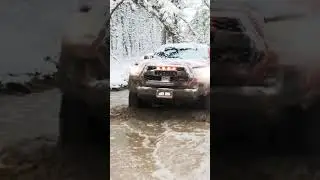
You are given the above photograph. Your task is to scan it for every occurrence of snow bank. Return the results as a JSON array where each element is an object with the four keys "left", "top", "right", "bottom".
[{"left": 110, "top": 56, "right": 137, "bottom": 90}]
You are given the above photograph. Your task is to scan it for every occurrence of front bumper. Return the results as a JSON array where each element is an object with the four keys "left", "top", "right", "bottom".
[{"left": 136, "top": 86, "right": 202, "bottom": 102}]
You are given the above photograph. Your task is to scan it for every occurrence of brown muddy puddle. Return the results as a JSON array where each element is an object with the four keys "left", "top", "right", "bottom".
[
  {"left": 110, "top": 88, "right": 320, "bottom": 180},
  {"left": 110, "top": 104, "right": 210, "bottom": 180}
]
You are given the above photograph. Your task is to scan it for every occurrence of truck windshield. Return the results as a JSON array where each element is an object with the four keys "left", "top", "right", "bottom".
[{"left": 155, "top": 47, "right": 206, "bottom": 59}]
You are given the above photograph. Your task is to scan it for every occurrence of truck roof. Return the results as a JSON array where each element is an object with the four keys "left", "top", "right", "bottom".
[{"left": 156, "top": 43, "right": 209, "bottom": 51}]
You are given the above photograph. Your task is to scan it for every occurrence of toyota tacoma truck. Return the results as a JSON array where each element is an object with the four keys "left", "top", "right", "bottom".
[
  {"left": 128, "top": 43, "right": 210, "bottom": 109},
  {"left": 56, "top": 3, "right": 109, "bottom": 146}
]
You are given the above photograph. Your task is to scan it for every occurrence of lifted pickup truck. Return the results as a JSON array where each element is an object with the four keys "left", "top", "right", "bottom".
[{"left": 128, "top": 43, "right": 210, "bottom": 109}]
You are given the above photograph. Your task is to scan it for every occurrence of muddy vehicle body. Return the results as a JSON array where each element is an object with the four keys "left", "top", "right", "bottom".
[
  {"left": 210, "top": 2, "right": 316, "bottom": 142},
  {"left": 128, "top": 43, "right": 210, "bottom": 109},
  {"left": 56, "top": 3, "right": 108, "bottom": 146}
]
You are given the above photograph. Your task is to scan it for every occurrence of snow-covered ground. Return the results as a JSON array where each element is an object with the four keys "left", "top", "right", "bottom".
[{"left": 110, "top": 56, "right": 136, "bottom": 89}]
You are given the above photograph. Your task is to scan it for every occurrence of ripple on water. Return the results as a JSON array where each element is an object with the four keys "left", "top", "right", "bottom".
[
  {"left": 110, "top": 107, "right": 210, "bottom": 180},
  {"left": 152, "top": 127, "right": 210, "bottom": 180}
]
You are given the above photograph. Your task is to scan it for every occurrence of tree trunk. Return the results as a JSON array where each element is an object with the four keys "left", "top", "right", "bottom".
[
  {"left": 161, "top": 28, "right": 167, "bottom": 44},
  {"left": 120, "top": 16, "right": 128, "bottom": 56}
]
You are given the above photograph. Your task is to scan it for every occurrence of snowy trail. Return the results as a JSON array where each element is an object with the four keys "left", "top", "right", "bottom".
[{"left": 110, "top": 91, "right": 210, "bottom": 180}]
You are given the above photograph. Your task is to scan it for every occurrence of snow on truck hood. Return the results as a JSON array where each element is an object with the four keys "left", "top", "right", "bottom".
[
  {"left": 144, "top": 57, "right": 209, "bottom": 68},
  {"left": 130, "top": 43, "right": 210, "bottom": 79}
]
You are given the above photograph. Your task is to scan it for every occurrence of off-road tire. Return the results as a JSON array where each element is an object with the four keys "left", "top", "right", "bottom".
[
  {"left": 128, "top": 91, "right": 149, "bottom": 108},
  {"left": 58, "top": 94, "right": 107, "bottom": 148}
]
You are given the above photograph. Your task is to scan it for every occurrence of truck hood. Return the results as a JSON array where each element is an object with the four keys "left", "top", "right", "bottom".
[
  {"left": 130, "top": 57, "right": 210, "bottom": 83},
  {"left": 140, "top": 57, "right": 209, "bottom": 69}
]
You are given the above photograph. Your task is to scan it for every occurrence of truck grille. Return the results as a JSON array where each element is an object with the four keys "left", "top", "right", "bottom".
[
  {"left": 154, "top": 71, "right": 177, "bottom": 77},
  {"left": 144, "top": 71, "right": 177, "bottom": 81},
  {"left": 144, "top": 75, "right": 161, "bottom": 81},
  {"left": 143, "top": 66, "right": 189, "bottom": 87}
]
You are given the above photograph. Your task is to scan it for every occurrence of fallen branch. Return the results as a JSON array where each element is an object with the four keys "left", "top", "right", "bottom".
[{"left": 179, "top": 17, "right": 203, "bottom": 43}]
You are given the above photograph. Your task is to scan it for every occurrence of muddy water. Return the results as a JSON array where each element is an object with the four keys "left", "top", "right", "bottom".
[{"left": 110, "top": 90, "right": 210, "bottom": 180}]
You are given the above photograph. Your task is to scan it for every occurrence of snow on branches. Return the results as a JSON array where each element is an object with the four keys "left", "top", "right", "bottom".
[{"left": 110, "top": 0, "right": 209, "bottom": 59}]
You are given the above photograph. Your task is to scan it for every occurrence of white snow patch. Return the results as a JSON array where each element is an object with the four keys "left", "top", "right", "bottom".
[
  {"left": 182, "top": 7, "right": 197, "bottom": 22},
  {"left": 110, "top": 56, "right": 137, "bottom": 89}
]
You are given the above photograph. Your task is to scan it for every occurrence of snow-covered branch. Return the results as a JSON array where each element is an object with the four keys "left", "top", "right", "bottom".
[
  {"left": 109, "top": 0, "right": 210, "bottom": 59},
  {"left": 110, "top": 0, "right": 126, "bottom": 11},
  {"left": 202, "top": 0, "right": 209, "bottom": 9},
  {"left": 179, "top": 17, "right": 202, "bottom": 42},
  {"left": 131, "top": 0, "right": 184, "bottom": 42},
  {"left": 106, "top": 0, "right": 127, "bottom": 25}
]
